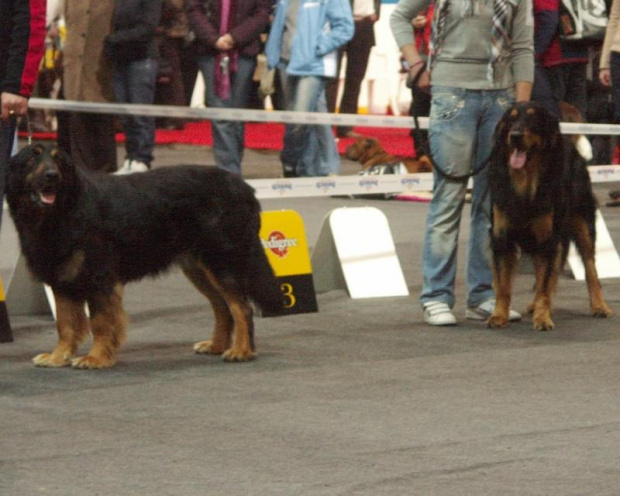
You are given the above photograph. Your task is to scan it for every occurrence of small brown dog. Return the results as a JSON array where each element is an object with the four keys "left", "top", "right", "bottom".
[{"left": 345, "top": 136, "right": 432, "bottom": 173}]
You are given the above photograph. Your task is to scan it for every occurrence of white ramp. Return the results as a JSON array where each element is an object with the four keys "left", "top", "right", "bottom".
[{"left": 311, "top": 207, "right": 409, "bottom": 298}]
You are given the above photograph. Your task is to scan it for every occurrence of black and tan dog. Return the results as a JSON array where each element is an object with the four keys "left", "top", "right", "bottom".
[
  {"left": 487, "top": 101, "right": 611, "bottom": 331},
  {"left": 6, "top": 144, "right": 283, "bottom": 368}
]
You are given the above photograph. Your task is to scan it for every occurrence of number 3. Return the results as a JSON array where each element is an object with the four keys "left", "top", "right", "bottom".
[{"left": 281, "top": 283, "right": 296, "bottom": 308}]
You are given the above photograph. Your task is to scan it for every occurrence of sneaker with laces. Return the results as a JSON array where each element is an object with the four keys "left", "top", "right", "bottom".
[
  {"left": 114, "top": 160, "right": 149, "bottom": 175},
  {"left": 466, "top": 298, "right": 522, "bottom": 321},
  {"left": 423, "top": 301, "right": 457, "bottom": 326}
]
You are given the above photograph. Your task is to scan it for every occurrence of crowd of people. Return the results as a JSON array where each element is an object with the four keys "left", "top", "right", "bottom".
[{"left": 3, "top": 0, "right": 620, "bottom": 330}]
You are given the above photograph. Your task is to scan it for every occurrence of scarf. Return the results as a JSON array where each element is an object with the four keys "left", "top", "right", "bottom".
[
  {"left": 215, "top": 0, "right": 238, "bottom": 100},
  {"left": 428, "top": 0, "right": 510, "bottom": 82}
]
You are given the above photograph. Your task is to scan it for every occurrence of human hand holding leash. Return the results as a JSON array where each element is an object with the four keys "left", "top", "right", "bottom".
[{"left": 1, "top": 92, "right": 27, "bottom": 121}]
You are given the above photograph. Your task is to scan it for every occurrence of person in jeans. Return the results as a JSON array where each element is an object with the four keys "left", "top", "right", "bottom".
[
  {"left": 391, "top": 0, "right": 534, "bottom": 326},
  {"left": 105, "top": 0, "right": 163, "bottom": 174},
  {"left": 187, "top": 0, "right": 271, "bottom": 175},
  {"left": 266, "top": 0, "right": 354, "bottom": 177}
]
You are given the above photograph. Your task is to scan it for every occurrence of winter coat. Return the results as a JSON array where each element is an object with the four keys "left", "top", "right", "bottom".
[
  {"left": 62, "top": 0, "right": 115, "bottom": 102},
  {"left": 0, "top": 0, "right": 46, "bottom": 98},
  {"left": 186, "top": 0, "right": 271, "bottom": 58},
  {"left": 265, "top": 0, "right": 354, "bottom": 77}
]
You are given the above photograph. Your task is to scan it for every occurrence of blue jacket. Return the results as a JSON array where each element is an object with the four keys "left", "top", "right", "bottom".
[{"left": 266, "top": 0, "right": 354, "bottom": 77}]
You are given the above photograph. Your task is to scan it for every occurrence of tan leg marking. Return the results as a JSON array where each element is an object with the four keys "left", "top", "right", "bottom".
[
  {"left": 72, "top": 284, "right": 127, "bottom": 369},
  {"left": 180, "top": 256, "right": 233, "bottom": 355},
  {"left": 194, "top": 261, "right": 255, "bottom": 362},
  {"left": 33, "top": 292, "right": 89, "bottom": 367},
  {"left": 570, "top": 217, "right": 612, "bottom": 318},
  {"left": 531, "top": 251, "right": 561, "bottom": 331}
]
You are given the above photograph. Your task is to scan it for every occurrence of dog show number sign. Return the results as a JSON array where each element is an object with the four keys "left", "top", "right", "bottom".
[{"left": 260, "top": 210, "right": 318, "bottom": 316}]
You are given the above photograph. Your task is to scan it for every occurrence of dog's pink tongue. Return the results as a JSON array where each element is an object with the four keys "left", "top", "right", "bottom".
[
  {"left": 510, "top": 150, "right": 526, "bottom": 169},
  {"left": 40, "top": 193, "right": 56, "bottom": 205}
]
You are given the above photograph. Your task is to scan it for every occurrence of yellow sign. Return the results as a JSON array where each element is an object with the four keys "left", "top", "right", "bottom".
[
  {"left": 260, "top": 210, "right": 318, "bottom": 315},
  {"left": 260, "top": 210, "right": 312, "bottom": 277}
]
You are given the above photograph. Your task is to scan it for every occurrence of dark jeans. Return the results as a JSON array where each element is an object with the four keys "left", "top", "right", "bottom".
[
  {"left": 531, "top": 61, "right": 587, "bottom": 120},
  {"left": 325, "top": 17, "right": 374, "bottom": 136},
  {"left": 610, "top": 52, "right": 620, "bottom": 123},
  {"left": 0, "top": 118, "right": 16, "bottom": 228},
  {"left": 113, "top": 58, "right": 159, "bottom": 166}
]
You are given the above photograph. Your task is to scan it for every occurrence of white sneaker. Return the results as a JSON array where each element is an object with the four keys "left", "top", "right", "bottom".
[
  {"left": 114, "top": 160, "right": 149, "bottom": 175},
  {"left": 423, "top": 301, "right": 457, "bottom": 326},
  {"left": 466, "top": 298, "right": 522, "bottom": 321}
]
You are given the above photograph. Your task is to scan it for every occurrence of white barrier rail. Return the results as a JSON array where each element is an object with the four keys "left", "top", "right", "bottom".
[
  {"left": 25, "top": 98, "right": 620, "bottom": 199},
  {"left": 28, "top": 98, "right": 620, "bottom": 135}
]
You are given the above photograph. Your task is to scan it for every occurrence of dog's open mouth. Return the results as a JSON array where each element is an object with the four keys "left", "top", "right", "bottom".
[
  {"left": 39, "top": 189, "right": 57, "bottom": 205},
  {"left": 509, "top": 148, "right": 527, "bottom": 170}
]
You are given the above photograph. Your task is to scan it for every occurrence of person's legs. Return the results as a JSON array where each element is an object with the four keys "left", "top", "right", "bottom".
[
  {"left": 0, "top": 119, "right": 16, "bottom": 227},
  {"left": 199, "top": 55, "right": 255, "bottom": 174},
  {"left": 336, "top": 18, "right": 374, "bottom": 137},
  {"left": 421, "top": 87, "right": 479, "bottom": 309},
  {"left": 466, "top": 89, "right": 514, "bottom": 308},
  {"left": 279, "top": 64, "right": 325, "bottom": 176},
  {"left": 125, "top": 58, "right": 159, "bottom": 167}
]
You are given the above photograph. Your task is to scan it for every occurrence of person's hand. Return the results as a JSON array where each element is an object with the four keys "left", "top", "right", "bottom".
[
  {"left": 1, "top": 92, "right": 27, "bottom": 121},
  {"left": 599, "top": 68, "right": 611, "bottom": 87},
  {"left": 412, "top": 15, "right": 427, "bottom": 30},
  {"left": 215, "top": 34, "right": 235, "bottom": 51}
]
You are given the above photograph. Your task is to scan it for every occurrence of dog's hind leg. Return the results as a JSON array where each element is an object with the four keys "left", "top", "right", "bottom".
[
  {"left": 32, "top": 292, "right": 89, "bottom": 367},
  {"left": 179, "top": 256, "right": 234, "bottom": 356},
  {"left": 72, "top": 284, "right": 127, "bottom": 369},
  {"left": 183, "top": 258, "right": 255, "bottom": 362},
  {"left": 571, "top": 216, "right": 612, "bottom": 318}
]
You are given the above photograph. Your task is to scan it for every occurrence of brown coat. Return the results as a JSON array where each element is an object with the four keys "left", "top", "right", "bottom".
[{"left": 62, "top": 0, "right": 115, "bottom": 102}]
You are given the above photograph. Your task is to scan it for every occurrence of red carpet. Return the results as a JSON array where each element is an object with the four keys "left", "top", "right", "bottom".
[{"left": 21, "top": 121, "right": 416, "bottom": 158}]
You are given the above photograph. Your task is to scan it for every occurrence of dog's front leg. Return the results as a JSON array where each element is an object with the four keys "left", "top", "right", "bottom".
[
  {"left": 487, "top": 246, "right": 518, "bottom": 329},
  {"left": 72, "top": 284, "right": 127, "bottom": 369},
  {"left": 33, "top": 292, "right": 89, "bottom": 367},
  {"left": 531, "top": 250, "right": 561, "bottom": 331}
]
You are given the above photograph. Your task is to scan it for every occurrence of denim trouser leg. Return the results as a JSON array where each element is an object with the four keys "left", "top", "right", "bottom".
[
  {"left": 420, "top": 87, "right": 513, "bottom": 309},
  {"left": 279, "top": 64, "right": 339, "bottom": 176},
  {"left": 113, "top": 58, "right": 158, "bottom": 166},
  {"left": 199, "top": 55, "right": 256, "bottom": 175}
]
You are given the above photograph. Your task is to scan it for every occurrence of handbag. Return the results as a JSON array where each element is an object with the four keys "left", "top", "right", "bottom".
[{"left": 559, "top": 0, "right": 608, "bottom": 42}]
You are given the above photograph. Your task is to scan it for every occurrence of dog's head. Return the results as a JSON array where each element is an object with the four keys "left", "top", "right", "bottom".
[
  {"left": 345, "top": 136, "right": 384, "bottom": 162},
  {"left": 494, "top": 101, "right": 562, "bottom": 172},
  {"left": 6, "top": 144, "right": 76, "bottom": 212}
]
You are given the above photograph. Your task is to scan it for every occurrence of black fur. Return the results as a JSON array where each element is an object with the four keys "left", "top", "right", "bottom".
[
  {"left": 6, "top": 144, "right": 283, "bottom": 367},
  {"left": 487, "top": 102, "right": 611, "bottom": 330}
]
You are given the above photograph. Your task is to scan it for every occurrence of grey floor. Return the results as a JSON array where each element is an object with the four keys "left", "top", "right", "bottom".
[{"left": 2, "top": 143, "right": 620, "bottom": 495}]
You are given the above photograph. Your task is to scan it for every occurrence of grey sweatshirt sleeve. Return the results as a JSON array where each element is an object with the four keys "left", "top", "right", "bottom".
[
  {"left": 509, "top": 0, "right": 535, "bottom": 83},
  {"left": 390, "top": 0, "right": 430, "bottom": 49}
]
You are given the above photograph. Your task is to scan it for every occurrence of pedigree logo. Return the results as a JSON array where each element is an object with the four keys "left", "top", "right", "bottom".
[{"left": 262, "top": 231, "right": 299, "bottom": 258}]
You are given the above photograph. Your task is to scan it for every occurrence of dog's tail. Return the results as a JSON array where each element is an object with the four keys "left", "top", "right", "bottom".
[{"left": 248, "top": 245, "right": 284, "bottom": 315}]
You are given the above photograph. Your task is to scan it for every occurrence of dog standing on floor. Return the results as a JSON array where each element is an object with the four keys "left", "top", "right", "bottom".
[
  {"left": 487, "top": 101, "right": 611, "bottom": 331},
  {"left": 5, "top": 144, "right": 283, "bottom": 369},
  {"left": 345, "top": 136, "right": 432, "bottom": 173}
]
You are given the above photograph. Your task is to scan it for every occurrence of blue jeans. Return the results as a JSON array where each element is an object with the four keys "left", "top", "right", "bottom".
[
  {"left": 199, "top": 55, "right": 256, "bottom": 175},
  {"left": 278, "top": 61, "right": 340, "bottom": 176},
  {"left": 420, "top": 87, "right": 514, "bottom": 309},
  {"left": 113, "top": 58, "right": 158, "bottom": 166}
]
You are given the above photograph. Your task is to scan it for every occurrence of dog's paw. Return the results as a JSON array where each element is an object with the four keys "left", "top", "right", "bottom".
[
  {"left": 222, "top": 347, "right": 255, "bottom": 362},
  {"left": 71, "top": 355, "right": 116, "bottom": 369},
  {"left": 486, "top": 315, "right": 509, "bottom": 329},
  {"left": 533, "top": 316, "right": 555, "bottom": 331},
  {"left": 193, "top": 340, "right": 226, "bottom": 355},
  {"left": 32, "top": 353, "right": 72, "bottom": 368},
  {"left": 592, "top": 303, "right": 612, "bottom": 318}
]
